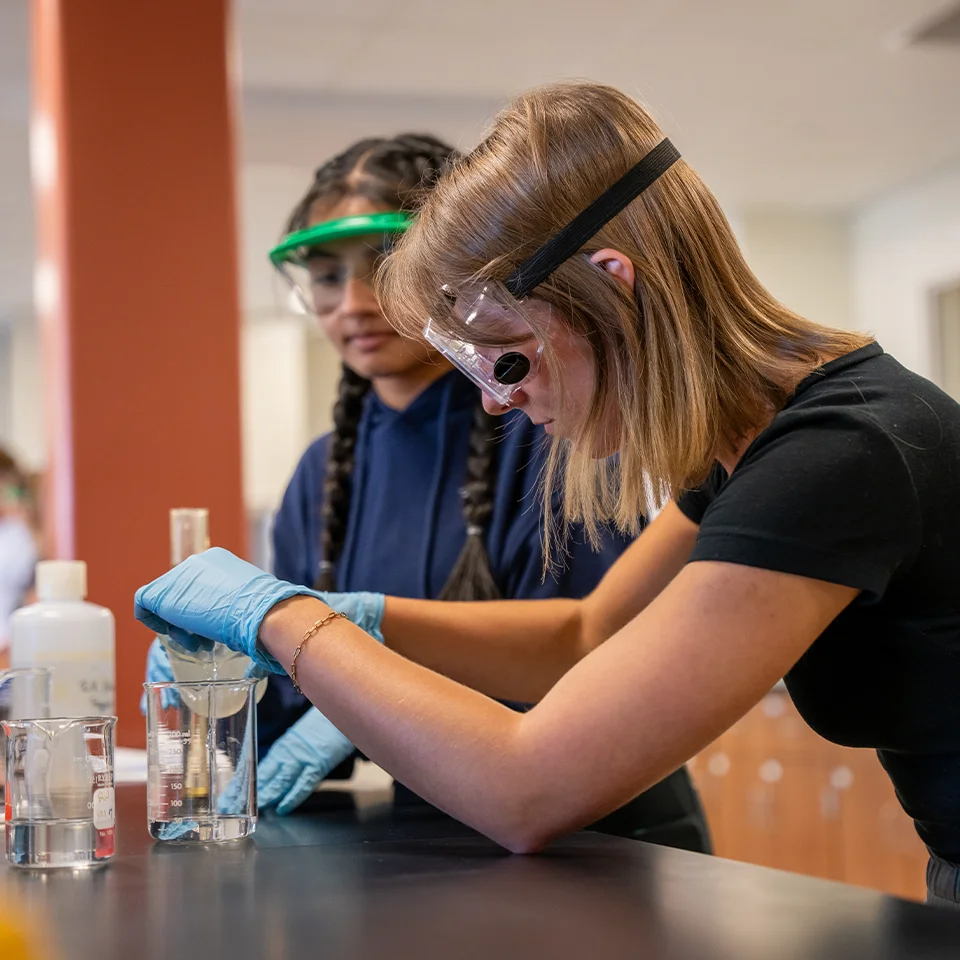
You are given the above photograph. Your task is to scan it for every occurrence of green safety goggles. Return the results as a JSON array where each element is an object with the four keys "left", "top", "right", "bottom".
[{"left": 269, "top": 212, "right": 413, "bottom": 317}]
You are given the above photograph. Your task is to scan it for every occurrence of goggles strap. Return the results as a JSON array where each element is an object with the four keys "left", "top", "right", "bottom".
[{"left": 504, "top": 138, "right": 680, "bottom": 298}]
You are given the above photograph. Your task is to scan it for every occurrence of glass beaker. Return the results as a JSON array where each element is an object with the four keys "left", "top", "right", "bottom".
[
  {"left": 0, "top": 668, "right": 52, "bottom": 811},
  {"left": 2, "top": 715, "right": 116, "bottom": 868},
  {"left": 144, "top": 679, "right": 257, "bottom": 843}
]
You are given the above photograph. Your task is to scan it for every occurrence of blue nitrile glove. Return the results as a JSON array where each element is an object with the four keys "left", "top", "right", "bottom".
[
  {"left": 257, "top": 707, "right": 355, "bottom": 815},
  {"left": 134, "top": 547, "right": 386, "bottom": 675},
  {"left": 240, "top": 594, "right": 384, "bottom": 681},
  {"left": 155, "top": 820, "right": 200, "bottom": 842},
  {"left": 145, "top": 637, "right": 174, "bottom": 682},
  {"left": 139, "top": 637, "right": 178, "bottom": 714},
  {"left": 306, "top": 591, "right": 385, "bottom": 644}
]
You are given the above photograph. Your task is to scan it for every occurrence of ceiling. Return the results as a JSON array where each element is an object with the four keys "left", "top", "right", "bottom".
[
  {"left": 0, "top": 0, "right": 959, "bottom": 318},
  {"left": 234, "top": 0, "right": 960, "bottom": 206}
]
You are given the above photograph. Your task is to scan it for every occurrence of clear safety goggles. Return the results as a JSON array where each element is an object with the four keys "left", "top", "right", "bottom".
[
  {"left": 424, "top": 282, "right": 543, "bottom": 407},
  {"left": 269, "top": 212, "right": 412, "bottom": 317},
  {"left": 425, "top": 138, "right": 681, "bottom": 404}
]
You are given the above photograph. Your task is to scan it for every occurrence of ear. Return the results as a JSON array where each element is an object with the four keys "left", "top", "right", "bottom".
[{"left": 590, "top": 248, "right": 636, "bottom": 292}]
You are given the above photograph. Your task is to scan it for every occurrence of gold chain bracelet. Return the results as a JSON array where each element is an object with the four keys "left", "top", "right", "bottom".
[{"left": 290, "top": 610, "right": 349, "bottom": 694}]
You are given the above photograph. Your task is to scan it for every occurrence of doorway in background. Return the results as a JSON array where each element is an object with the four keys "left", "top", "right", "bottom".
[{"left": 931, "top": 280, "right": 960, "bottom": 400}]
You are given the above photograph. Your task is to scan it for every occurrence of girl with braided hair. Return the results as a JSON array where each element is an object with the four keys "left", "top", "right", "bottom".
[{"left": 253, "top": 133, "right": 710, "bottom": 850}]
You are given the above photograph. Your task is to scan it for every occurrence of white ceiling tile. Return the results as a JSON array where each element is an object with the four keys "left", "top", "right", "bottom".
[{"left": 236, "top": 0, "right": 397, "bottom": 28}]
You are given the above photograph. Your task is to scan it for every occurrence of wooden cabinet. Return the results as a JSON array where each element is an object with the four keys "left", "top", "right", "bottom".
[{"left": 689, "top": 691, "right": 928, "bottom": 901}]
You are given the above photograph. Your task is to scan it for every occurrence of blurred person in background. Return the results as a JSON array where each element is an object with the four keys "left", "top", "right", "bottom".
[
  {"left": 143, "top": 133, "right": 711, "bottom": 852},
  {"left": 0, "top": 448, "right": 38, "bottom": 669}
]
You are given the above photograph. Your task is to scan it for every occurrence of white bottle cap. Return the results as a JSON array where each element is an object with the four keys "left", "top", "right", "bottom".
[{"left": 35, "top": 560, "right": 87, "bottom": 601}]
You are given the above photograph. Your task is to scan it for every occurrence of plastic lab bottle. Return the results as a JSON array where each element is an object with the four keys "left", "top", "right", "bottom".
[{"left": 10, "top": 561, "right": 116, "bottom": 718}]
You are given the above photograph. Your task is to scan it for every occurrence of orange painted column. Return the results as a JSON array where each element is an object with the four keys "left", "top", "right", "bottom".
[{"left": 31, "top": 0, "right": 246, "bottom": 745}]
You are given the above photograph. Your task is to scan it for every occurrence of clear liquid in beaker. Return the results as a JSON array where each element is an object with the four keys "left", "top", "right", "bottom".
[
  {"left": 144, "top": 679, "right": 257, "bottom": 843},
  {"left": 147, "top": 815, "right": 253, "bottom": 843},
  {"left": 2, "top": 716, "right": 116, "bottom": 869},
  {"left": 6, "top": 817, "right": 113, "bottom": 868}
]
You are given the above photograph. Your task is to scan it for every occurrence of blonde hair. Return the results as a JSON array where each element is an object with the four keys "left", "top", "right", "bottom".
[{"left": 378, "top": 81, "right": 872, "bottom": 557}]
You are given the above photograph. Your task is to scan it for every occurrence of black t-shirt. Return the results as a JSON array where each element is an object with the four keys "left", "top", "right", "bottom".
[{"left": 677, "top": 343, "right": 960, "bottom": 862}]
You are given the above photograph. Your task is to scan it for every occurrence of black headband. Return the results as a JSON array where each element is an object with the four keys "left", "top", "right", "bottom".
[{"left": 504, "top": 138, "right": 681, "bottom": 299}]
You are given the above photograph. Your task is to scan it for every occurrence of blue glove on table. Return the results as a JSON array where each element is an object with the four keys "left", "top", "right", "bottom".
[
  {"left": 134, "top": 548, "right": 385, "bottom": 675},
  {"left": 258, "top": 707, "right": 355, "bottom": 815}
]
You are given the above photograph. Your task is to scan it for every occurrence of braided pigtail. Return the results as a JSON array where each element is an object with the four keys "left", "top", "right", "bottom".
[
  {"left": 436, "top": 401, "right": 503, "bottom": 601},
  {"left": 315, "top": 365, "right": 371, "bottom": 590}
]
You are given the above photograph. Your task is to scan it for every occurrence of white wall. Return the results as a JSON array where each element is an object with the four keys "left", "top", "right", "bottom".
[
  {"left": 853, "top": 164, "right": 960, "bottom": 380},
  {"left": 239, "top": 162, "right": 314, "bottom": 319},
  {"left": 240, "top": 317, "right": 310, "bottom": 512},
  {"left": 10, "top": 318, "right": 44, "bottom": 469},
  {"left": 739, "top": 210, "right": 854, "bottom": 331},
  {"left": 0, "top": 325, "right": 11, "bottom": 443},
  {"left": 0, "top": 315, "right": 45, "bottom": 471}
]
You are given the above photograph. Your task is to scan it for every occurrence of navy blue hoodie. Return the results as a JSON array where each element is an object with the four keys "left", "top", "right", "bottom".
[{"left": 259, "top": 371, "right": 635, "bottom": 748}]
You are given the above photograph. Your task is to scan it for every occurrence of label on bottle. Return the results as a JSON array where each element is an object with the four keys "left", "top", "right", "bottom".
[
  {"left": 93, "top": 787, "right": 115, "bottom": 829},
  {"left": 49, "top": 661, "right": 116, "bottom": 718}
]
